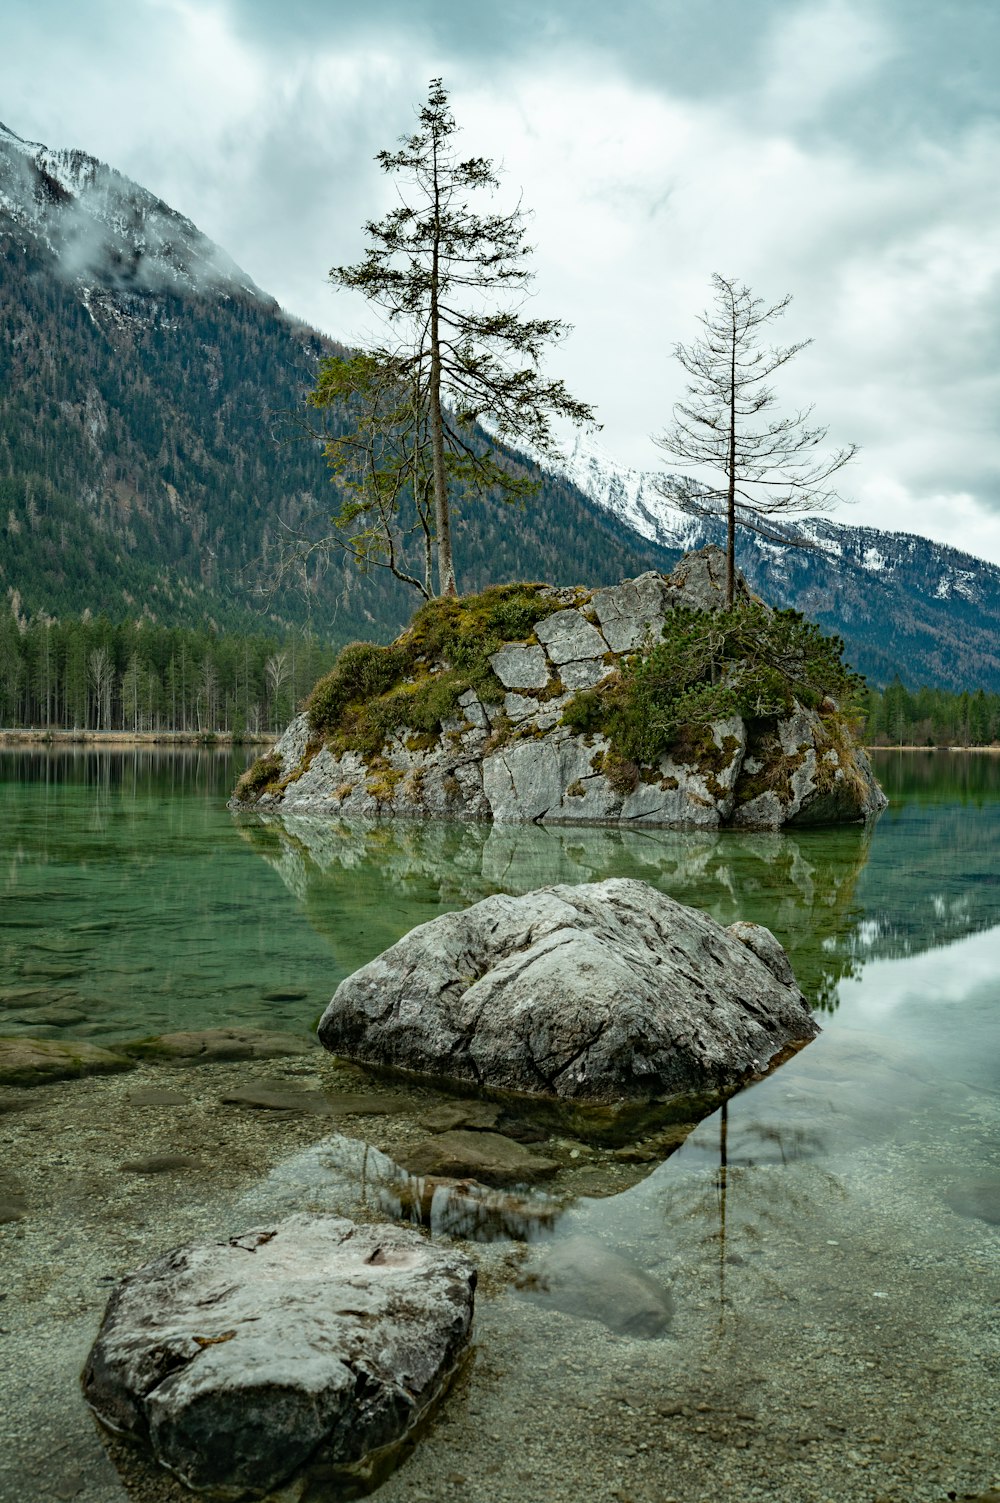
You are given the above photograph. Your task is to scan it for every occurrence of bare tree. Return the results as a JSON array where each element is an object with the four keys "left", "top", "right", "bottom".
[
  {"left": 652, "top": 274, "right": 858, "bottom": 607},
  {"left": 264, "top": 650, "right": 290, "bottom": 731},
  {"left": 88, "top": 646, "right": 114, "bottom": 730}
]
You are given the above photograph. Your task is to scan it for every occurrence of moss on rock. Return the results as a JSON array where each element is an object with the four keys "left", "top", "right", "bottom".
[{"left": 305, "top": 584, "right": 559, "bottom": 759}]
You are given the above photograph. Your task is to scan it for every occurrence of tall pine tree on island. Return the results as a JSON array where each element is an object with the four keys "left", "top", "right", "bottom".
[{"left": 311, "top": 78, "right": 596, "bottom": 598}]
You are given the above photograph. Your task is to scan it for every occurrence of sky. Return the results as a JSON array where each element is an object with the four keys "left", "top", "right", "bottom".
[{"left": 3, "top": 0, "right": 999, "bottom": 563}]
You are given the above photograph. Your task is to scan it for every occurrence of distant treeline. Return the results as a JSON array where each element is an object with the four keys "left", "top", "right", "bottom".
[
  {"left": 2, "top": 610, "right": 997, "bottom": 746},
  {"left": 0, "top": 614, "right": 336, "bottom": 734},
  {"left": 865, "top": 678, "right": 999, "bottom": 746}
]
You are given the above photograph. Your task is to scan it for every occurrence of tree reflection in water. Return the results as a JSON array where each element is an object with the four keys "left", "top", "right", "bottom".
[{"left": 234, "top": 814, "right": 875, "bottom": 1011}]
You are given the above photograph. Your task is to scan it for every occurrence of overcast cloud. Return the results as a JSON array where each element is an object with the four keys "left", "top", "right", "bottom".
[{"left": 3, "top": 0, "right": 999, "bottom": 562}]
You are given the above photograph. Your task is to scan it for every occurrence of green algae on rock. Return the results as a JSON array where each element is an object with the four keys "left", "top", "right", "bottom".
[{"left": 230, "top": 548, "right": 886, "bottom": 830}]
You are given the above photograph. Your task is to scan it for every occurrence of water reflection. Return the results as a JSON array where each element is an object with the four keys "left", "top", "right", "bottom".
[
  {"left": 238, "top": 766, "right": 1000, "bottom": 1013},
  {"left": 238, "top": 1131, "right": 565, "bottom": 1243},
  {"left": 236, "top": 813, "right": 873, "bottom": 1010}
]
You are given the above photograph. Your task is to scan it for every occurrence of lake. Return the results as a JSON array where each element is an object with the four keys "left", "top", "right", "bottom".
[{"left": 0, "top": 748, "right": 997, "bottom": 1503}]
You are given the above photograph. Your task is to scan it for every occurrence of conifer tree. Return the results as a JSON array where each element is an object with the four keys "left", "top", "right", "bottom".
[
  {"left": 314, "top": 78, "right": 595, "bottom": 597},
  {"left": 652, "top": 275, "right": 858, "bottom": 607}
]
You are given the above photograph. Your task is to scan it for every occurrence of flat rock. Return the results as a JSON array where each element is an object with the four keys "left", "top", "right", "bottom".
[
  {"left": 10, "top": 1004, "right": 88, "bottom": 1027},
  {"left": 119, "top": 1028, "right": 313, "bottom": 1063},
  {"left": 533, "top": 608, "right": 608, "bottom": 664},
  {"left": 0, "top": 1173, "right": 26, "bottom": 1223},
  {"left": 318, "top": 878, "right": 818, "bottom": 1105},
  {"left": 221, "top": 1084, "right": 333, "bottom": 1114},
  {"left": 82, "top": 1213, "right": 476, "bottom": 1499},
  {"left": 0, "top": 1037, "right": 134, "bottom": 1087},
  {"left": 118, "top": 1155, "right": 204, "bottom": 1175},
  {"left": 487, "top": 643, "right": 550, "bottom": 691},
  {"left": 396, "top": 1129, "right": 560, "bottom": 1186},
  {"left": 325, "top": 1092, "right": 408, "bottom": 1116},
  {"left": 518, "top": 1234, "right": 674, "bottom": 1337},
  {"left": 127, "top": 1089, "right": 189, "bottom": 1107},
  {"left": 0, "top": 986, "right": 79, "bottom": 1009},
  {"left": 19, "top": 962, "right": 85, "bottom": 980},
  {"left": 417, "top": 1101, "right": 503, "bottom": 1133},
  {"left": 944, "top": 1178, "right": 1000, "bottom": 1225}
]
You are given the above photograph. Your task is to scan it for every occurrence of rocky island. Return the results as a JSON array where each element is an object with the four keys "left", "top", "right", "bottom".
[{"left": 231, "top": 548, "right": 886, "bottom": 829}]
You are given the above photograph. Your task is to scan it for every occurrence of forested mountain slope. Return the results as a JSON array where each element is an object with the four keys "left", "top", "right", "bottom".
[
  {"left": 2, "top": 118, "right": 998, "bottom": 691},
  {"left": 0, "top": 120, "right": 681, "bottom": 646}
]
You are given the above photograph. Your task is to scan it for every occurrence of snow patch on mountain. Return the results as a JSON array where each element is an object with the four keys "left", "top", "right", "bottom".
[
  {"left": 531, "top": 430, "right": 999, "bottom": 610},
  {"left": 528, "top": 429, "right": 704, "bottom": 552},
  {"left": 0, "top": 118, "right": 271, "bottom": 305}
]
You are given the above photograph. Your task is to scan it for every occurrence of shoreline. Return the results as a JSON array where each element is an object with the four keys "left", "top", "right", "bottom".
[
  {"left": 868, "top": 743, "right": 1000, "bottom": 753},
  {"left": 0, "top": 729, "right": 275, "bottom": 747},
  {"left": 0, "top": 730, "right": 997, "bottom": 754}
]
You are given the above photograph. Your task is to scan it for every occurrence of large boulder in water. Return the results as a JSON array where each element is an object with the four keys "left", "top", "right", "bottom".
[
  {"left": 82, "top": 1214, "right": 475, "bottom": 1500},
  {"left": 317, "top": 878, "right": 818, "bottom": 1105}
]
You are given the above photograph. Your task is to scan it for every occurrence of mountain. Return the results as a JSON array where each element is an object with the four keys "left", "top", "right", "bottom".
[
  {"left": 2, "top": 119, "right": 998, "bottom": 690},
  {"left": 534, "top": 432, "right": 1000, "bottom": 692},
  {"left": 0, "top": 121, "right": 680, "bottom": 644},
  {"left": 0, "top": 121, "right": 268, "bottom": 303}
]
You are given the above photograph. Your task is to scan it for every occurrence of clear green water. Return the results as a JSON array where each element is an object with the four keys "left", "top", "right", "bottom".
[
  {"left": 1, "top": 748, "right": 998, "bottom": 1502},
  {"left": 2, "top": 747, "right": 998, "bottom": 1040}
]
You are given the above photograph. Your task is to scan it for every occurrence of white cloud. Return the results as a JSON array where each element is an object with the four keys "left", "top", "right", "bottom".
[
  {"left": 836, "top": 923, "right": 1000, "bottom": 1017},
  {"left": 759, "top": 0, "right": 896, "bottom": 125}
]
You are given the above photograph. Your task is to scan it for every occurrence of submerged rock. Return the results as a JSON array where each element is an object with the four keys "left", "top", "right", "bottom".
[
  {"left": 943, "top": 1178, "right": 1000, "bottom": 1226},
  {"left": 231, "top": 548, "right": 886, "bottom": 831},
  {"left": 397, "top": 1129, "right": 560, "bottom": 1186},
  {"left": 317, "top": 877, "right": 818, "bottom": 1105},
  {"left": 0, "top": 1171, "right": 26, "bottom": 1223},
  {"left": 517, "top": 1234, "right": 674, "bottom": 1338},
  {"left": 82, "top": 1213, "right": 476, "bottom": 1500},
  {"left": 118, "top": 1027, "right": 314, "bottom": 1063},
  {"left": 0, "top": 1036, "right": 133, "bottom": 1087}
]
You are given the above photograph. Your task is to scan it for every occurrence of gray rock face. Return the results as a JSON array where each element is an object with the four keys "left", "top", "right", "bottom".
[
  {"left": 666, "top": 544, "right": 754, "bottom": 612},
  {"left": 82, "top": 1214, "right": 476, "bottom": 1500},
  {"left": 318, "top": 877, "right": 819, "bottom": 1104},
  {"left": 591, "top": 571, "right": 675, "bottom": 652},
  {"left": 533, "top": 608, "right": 608, "bottom": 663},
  {"left": 731, "top": 710, "right": 887, "bottom": 829},
  {"left": 237, "top": 550, "right": 885, "bottom": 831},
  {"left": 488, "top": 643, "right": 551, "bottom": 690}
]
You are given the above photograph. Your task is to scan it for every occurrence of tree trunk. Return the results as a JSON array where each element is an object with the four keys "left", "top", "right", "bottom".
[
  {"left": 726, "top": 312, "right": 737, "bottom": 609},
  {"left": 428, "top": 133, "right": 456, "bottom": 597}
]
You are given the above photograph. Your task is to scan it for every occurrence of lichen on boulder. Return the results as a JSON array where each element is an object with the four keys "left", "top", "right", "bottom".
[{"left": 230, "top": 547, "right": 886, "bottom": 830}]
